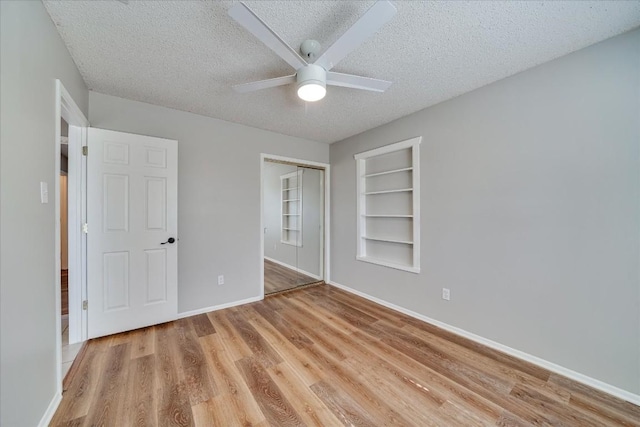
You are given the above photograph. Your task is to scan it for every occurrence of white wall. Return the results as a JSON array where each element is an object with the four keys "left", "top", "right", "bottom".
[
  {"left": 330, "top": 29, "right": 640, "bottom": 395},
  {"left": 88, "top": 92, "right": 328, "bottom": 313},
  {"left": 264, "top": 162, "right": 323, "bottom": 277},
  {"left": 0, "top": 2, "right": 89, "bottom": 426}
]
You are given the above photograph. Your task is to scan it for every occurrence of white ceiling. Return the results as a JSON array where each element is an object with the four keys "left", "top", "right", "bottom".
[{"left": 43, "top": 1, "right": 640, "bottom": 143}]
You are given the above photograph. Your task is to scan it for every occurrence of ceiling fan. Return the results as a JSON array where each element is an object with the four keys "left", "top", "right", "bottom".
[{"left": 228, "top": 1, "right": 397, "bottom": 102}]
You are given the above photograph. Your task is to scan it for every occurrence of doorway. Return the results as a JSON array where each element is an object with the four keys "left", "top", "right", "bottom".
[
  {"left": 261, "top": 156, "right": 329, "bottom": 296},
  {"left": 59, "top": 118, "right": 82, "bottom": 377},
  {"left": 55, "top": 80, "right": 89, "bottom": 394}
]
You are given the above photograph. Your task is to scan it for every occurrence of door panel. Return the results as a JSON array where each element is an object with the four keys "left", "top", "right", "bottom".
[
  {"left": 88, "top": 128, "right": 178, "bottom": 338},
  {"left": 103, "top": 251, "right": 130, "bottom": 311},
  {"left": 145, "top": 248, "right": 167, "bottom": 304}
]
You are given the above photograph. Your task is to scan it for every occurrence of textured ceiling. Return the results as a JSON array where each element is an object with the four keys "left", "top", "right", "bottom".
[{"left": 43, "top": 1, "right": 640, "bottom": 143}]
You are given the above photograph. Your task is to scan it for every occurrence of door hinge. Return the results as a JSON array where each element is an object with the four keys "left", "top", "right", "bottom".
[
  {"left": 82, "top": 223, "right": 88, "bottom": 234},
  {"left": 82, "top": 300, "right": 88, "bottom": 310},
  {"left": 82, "top": 146, "right": 88, "bottom": 156}
]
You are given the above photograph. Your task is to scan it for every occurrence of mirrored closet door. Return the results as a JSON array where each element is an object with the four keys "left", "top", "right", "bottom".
[{"left": 263, "top": 160, "right": 324, "bottom": 295}]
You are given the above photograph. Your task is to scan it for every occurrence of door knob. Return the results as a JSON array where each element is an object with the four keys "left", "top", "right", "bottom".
[{"left": 161, "top": 237, "right": 177, "bottom": 245}]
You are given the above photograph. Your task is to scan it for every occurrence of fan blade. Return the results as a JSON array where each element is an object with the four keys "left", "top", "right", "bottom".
[
  {"left": 314, "top": 1, "right": 396, "bottom": 71},
  {"left": 326, "top": 72, "right": 391, "bottom": 92},
  {"left": 232, "top": 75, "right": 296, "bottom": 93},
  {"left": 229, "top": 2, "right": 307, "bottom": 71}
]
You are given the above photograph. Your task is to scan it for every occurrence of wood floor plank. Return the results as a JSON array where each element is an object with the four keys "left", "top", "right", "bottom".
[
  {"left": 155, "top": 322, "right": 195, "bottom": 427},
  {"left": 510, "top": 383, "right": 606, "bottom": 427},
  {"left": 225, "top": 309, "right": 283, "bottom": 368},
  {"left": 52, "top": 285, "right": 640, "bottom": 427},
  {"left": 130, "top": 326, "right": 156, "bottom": 359},
  {"left": 301, "top": 339, "right": 416, "bottom": 426},
  {"left": 251, "top": 302, "right": 314, "bottom": 349},
  {"left": 51, "top": 336, "right": 112, "bottom": 424},
  {"left": 549, "top": 373, "right": 640, "bottom": 420},
  {"left": 206, "top": 310, "right": 253, "bottom": 361},
  {"left": 191, "top": 395, "right": 243, "bottom": 427},
  {"left": 348, "top": 329, "right": 505, "bottom": 421},
  {"left": 83, "top": 342, "right": 131, "bottom": 426},
  {"left": 267, "top": 362, "right": 343, "bottom": 426},
  {"left": 244, "top": 306, "right": 324, "bottom": 387},
  {"left": 123, "top": 354, "right": 157, "bottom": 426},
  {"left": 190, "top": 314, "right": 216, "bottom": 338},
  {"left": 235, "top": 356, "right": 305, "bottom": 426},
  {"left": 174, "top": 318, "right": 217, "bottom": 405},
  {"left": 439, "top": 400, "right": 494, "bottom": 427},
  {"left": 404, "top": 322, "right": 570, "bottom": 403},
  {"left": 199, "top": 333, "right": 266, "bottom": 426},
  {"left": 310, "top": 380, "right": 378, "bottom": 427}
]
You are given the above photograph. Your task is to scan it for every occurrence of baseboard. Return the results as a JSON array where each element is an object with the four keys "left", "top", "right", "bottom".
[
  {"left": 177, "top": 295, "right": 263, "bottom": 319},
  {"left": 327, "top": 280, "right": 640, "bottom": 406},
  {"left": 38, "top": 392, "right": 62, "bottom": 427},
  {"left": 264, "top": 256, "right": 322, "bottom": 281}
]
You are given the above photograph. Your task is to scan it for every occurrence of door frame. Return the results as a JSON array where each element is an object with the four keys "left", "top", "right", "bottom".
[
  {"left": 54, "top": 80, "right": 89, "bottom": 393},
  {"left": 259, "top": 154, "right": 330, "bottom": 298}
]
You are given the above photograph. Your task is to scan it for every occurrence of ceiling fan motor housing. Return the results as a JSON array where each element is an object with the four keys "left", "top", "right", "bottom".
[{"left": 297, "top": 64, "right": 326, "bottom": 88}]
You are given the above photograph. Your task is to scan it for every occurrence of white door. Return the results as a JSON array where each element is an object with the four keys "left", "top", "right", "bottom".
[{"left": 87, "top": 128, "right": 178, "bottom": 338}]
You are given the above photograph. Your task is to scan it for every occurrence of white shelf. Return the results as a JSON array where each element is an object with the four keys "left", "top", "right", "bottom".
[
  {"left": 363, "top": 236, "right": 413, "bottom": 245},
  {"left": 363, "top": 214, "right": 413, "bottom": 218},
  {"left": 354, "top": 136, "right": 421, "bottom": 273},
  {"left": 281, "top": 170, "right": 303, "bottom": 247},
  {"left": 364, "top": 188, "right": 412, "bottom": 195},
  {"left": 363, "top": 167, "right": 413, "bottom": 178},
  {"left": 356, "top": 255, "right": 420, "bottom": 274}
]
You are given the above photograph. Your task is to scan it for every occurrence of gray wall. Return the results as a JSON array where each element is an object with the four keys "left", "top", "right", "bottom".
[
  {"left": 264, "top": 162, "right": 323, "bottom": 277},
  {"left": 88, "top": 92, "right": 329, "bottom": 312},
  {"left": 330, "top": 29, "right": 640, "bottom": 394},
  {"left": 0, "top": 2, "right": 89, "bottom": 426}
]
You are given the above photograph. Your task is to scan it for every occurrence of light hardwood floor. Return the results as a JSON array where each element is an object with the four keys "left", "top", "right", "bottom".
[
  {"left": 61, "top": 269, "right": 68, "bottom": 315},
  {"left": 51, "top": 285, "right": 640, "bottom": 426},
  {"left": 264, "top": 258, "right": 320, "bottom": 295}
]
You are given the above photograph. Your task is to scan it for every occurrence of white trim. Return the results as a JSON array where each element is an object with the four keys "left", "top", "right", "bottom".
[
  {"left": 37, "top": 392, "right": 62, "bottom": 427},
  {"left": 355, "top": 255, "right": 421, "bottom": 273},
  {"left": 354, "top": 136, "right": 419, "bottom": 159},
  {"left": 262, "top": 153, "right": 329, "bottom": 169},
  {"left": 264, "top": 256, "right": 322, "bottom": 281},
  {"left": 54, "top": 83, "right": 63, "bottom": 400},
  {"left": 355, "top": 136, "right": 421, "bottom": 274},
  {"left": 327, "top": 280, "right": 640, "bottom": 406},
  {"left": 54, "top": 80, "right": 89, "bottom": 406},
  {"left": 260, "top": 154, "right": 331, "bottom": 300},
  {"left": 363, "top": 166, "right": 413, "bottom": 178},
  {"left": 177, "top": 295, "right": 263, "bottom": 319}
]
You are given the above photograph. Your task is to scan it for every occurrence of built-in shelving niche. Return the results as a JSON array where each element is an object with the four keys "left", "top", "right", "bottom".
[
  {"left": 355, "top": 136, "right": 421, "bottom": 273},
  {"left": 281, "top": 170, "right": 303, "bottom": 247}
]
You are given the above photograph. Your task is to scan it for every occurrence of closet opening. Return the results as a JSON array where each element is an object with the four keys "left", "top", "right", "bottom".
[{"left": 260, "top": 155, "right": 329, "bottom": 296}]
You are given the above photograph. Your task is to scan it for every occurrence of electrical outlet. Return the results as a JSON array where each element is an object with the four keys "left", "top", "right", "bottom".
[
  {"left": 218, "top": 275, "right": 224, "bottom": 285},
  {"left": 442, "top": 288, "right": 450, "bottom": 301}
]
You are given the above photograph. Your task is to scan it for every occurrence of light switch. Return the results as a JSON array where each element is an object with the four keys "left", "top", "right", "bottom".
[{"left": 40, "top": 182, "right": 48, "bottom": 204}]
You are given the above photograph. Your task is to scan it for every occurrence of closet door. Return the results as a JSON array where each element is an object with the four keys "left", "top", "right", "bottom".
[{"left": 294, "top": 165, "right": 323, "bottom": 286}]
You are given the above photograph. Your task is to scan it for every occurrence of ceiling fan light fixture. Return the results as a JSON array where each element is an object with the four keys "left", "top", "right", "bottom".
[
  {"left": 297, "top": 82, "right": 326, "bottom": 102},
  {"left": 297, "top": 64, "right": 327, "bottom": 102}
]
